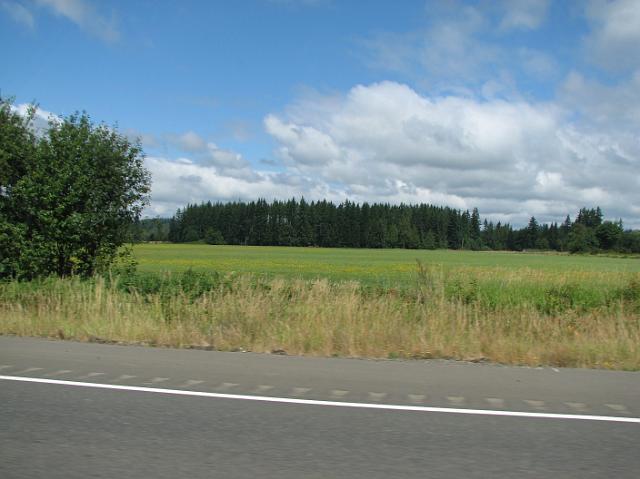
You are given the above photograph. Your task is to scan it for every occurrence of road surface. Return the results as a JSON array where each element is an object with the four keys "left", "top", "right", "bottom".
[{"left": 1, "top": 336, "right": 639, "bottom": 478}]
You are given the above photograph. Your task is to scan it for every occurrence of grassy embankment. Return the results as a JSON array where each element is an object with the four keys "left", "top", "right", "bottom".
[{"left": 1, "top": 244, "right": 639, "bottom": 369}]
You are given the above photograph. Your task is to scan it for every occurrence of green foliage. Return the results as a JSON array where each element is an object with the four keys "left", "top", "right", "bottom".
[
  {"left": 619, "top": 231, "right": 640, "bottom": 254},
  {"left": 568, "top": 223, "right": 598, "bottom": 254},
  {"left": 0, "top": 98, "right": 150, "bottom": 279},
  {"left": 596, "top": 221, "right": 623, "bottom": 250},
  {"left": 204, "top": 227, "right": 225, "bottom": 245},
  {"left": 130, "top": 218, "right": 171, "bottom": 242},
  {"left": 620, "top": 275, "right": 640, "bottom": 306},
  {"left": 167, "top": 198, "right": 636, "bottom": 253},
  {"left": 115, "top": 269, "right": 221, "bottom": 301}
]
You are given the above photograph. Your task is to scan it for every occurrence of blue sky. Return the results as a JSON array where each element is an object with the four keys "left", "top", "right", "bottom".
[{"left": 1, "top": 0, "right": 639, "bottom": 227}]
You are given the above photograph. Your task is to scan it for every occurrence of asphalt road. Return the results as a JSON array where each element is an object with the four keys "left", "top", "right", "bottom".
[{"left": 1, "top": 336, "right": 639, "bottom": 478}]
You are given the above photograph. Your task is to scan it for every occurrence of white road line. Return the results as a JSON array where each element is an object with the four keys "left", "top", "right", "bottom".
[
  {"left": 215, "top": 382, "right": 239, "bottom": 392},
  {"left": 252, "top": 385, "right": 274, "bottom": 394},
  {"left": 485, "top": 398, "right": 505, "bottom": 408},
  {"left": 114, "top": 375, "right": 136, "bottom": 382},
  {"left": 75, "top": 372, "right": 104, "bottom": 380},
  {"left": 45, "top": 370, "right": 72, "bottom": 377},
  {"left": 524, "top": 400, "right": 546, "bottom": 410},
  {"left": 13, "top": 367, "right": 44, "bottom": 375},
  {"left": 565, "top": 402, "right": 588, "bottom": 412},
  {"left": 331, "top": 389, "right": 349, "bottom": 398},
  {"left": 0, "top": 365, "right": 14, "bottom": 371},
  {"left": 447, "top": 396, "right": 466, "bottom": 406},
  {"left": 408, "top": 394, "right": 425, "bottom": 404},
  {"left": 149, "top": 377, "right": 170, "bottom": 384},
  {"left": 291, "top": 387, "right": 311, "bottom": 396},
  {"left": 179, "top": 380, "right": 204, "bottom": 388},
  {"left": 368, "top": 392, "right": 387, "bottom": 401},
  {"left": 605, "top": 404, "right": 629, "bottom": 413},
  {"left": 2, "top": 375, "right": 638, "bottom": 424}
]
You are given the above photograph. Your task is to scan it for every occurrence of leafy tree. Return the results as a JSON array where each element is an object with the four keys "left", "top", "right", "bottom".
[
  {"left": 619, "top": 230, "right": 640, "bottom": 254},
  {"left": 0, "top": 99, "right": 150, "bottom": 279},
  {"left": 204, "top": 227, "right": 225, "bottom": 245},
  {"left": 567, "top": 223, "right": 598, "bottom": 254},
  {"left": 0, "top": 99, "right": 38, "bottom": 277},
  {"left": 595, "top": 221, "right": 623, "bottom": 250}
]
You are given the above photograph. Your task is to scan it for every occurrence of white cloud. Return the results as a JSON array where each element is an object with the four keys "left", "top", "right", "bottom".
[
  {"left": 360, "top": 3, "right": 556, "bottom": 95},
  {"left": 162, "top": 130, "right": 257, "bottom": 180},
  {"left": 11, "top": 103, "right": 59, "bottom": 135},
  {"left": 1, "top": 0, "right": 34, "bottom": 28},
  {"left": 35, "top": 0, "right": 119, "bottom": 43},
  {"left": 259, "top": 81, "right": 640, "bottom": 227},
  {"left": 137, "top": 78, "right": 640, "bottom": 227},
  {"left": 265, "top": 115, "right": 342, "bottom": 166},
  {"left": 499, "top": 0, "right": 550, "bottom": 31},
  {"left": 561, "top": 70, "right": 640, "bottom": 128},
  {"left": 177, "top": 131, "right": 207, "bottom": 152},
  {"left": 584, "top": 0, "right": 640, "bottom": 71},
  {"left": 143, "top": 156, "right": 336, "bottom": 217}
]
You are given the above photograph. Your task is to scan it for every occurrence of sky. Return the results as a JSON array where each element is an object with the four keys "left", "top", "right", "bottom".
[{"left": 1, "top": 0, "right": 639, "bottom": 227}]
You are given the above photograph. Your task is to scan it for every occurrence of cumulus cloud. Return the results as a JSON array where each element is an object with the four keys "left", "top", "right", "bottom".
[
  {"left": 561, "top": 70, "right": 640, "bottom": 128},
  {"left": 141, "top": 80, "right": 640, "bottom": 227},
  {"left": 1, "top": 0, "right": 35, "bottom": 28},
  {"left": 143, "top": 156, "right": 337, "bottom": 217},
  {"left": 261, "top": 81, "right": 640, "bottom": 227},
  {"left": 35, "top": 0, "right": 119, "bottom": 43},
  {"left": 584, "top": 0, "right": 640, "bottom": 71},
  {"left": 158, "top": 129, "right": 261, "bottom": 181}
]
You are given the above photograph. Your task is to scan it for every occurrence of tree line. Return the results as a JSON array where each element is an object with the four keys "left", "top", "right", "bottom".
[{"left": 158, "top": 199, "right": 640, "bottom": 253}]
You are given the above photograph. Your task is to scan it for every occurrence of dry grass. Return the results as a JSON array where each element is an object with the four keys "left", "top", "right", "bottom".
[{"left": 1, "top": 271, "right": 639, "bottom": 370}]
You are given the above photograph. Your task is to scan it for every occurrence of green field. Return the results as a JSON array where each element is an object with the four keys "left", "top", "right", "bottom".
[
  {"left": 133, "top": 243, "right": 640, "bottom": 286},
  {"left": 3, "top": 243, "right": 639, "bottom": 369}
]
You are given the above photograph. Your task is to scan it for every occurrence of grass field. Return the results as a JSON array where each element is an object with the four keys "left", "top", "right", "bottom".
[
  {"left": 133, "top": 243, "right": 640, "bottom": 286},
  {"left": 2, "top": 244, "right": 639, "bottom": 369}
]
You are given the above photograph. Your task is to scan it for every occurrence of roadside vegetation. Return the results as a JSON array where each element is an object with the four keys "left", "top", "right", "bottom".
[
  {"left": 1, "top": 97, "right": 639, "bottom": 370},
  {"left": 1, "top": 260, "right": 638, "bottom": 370}
]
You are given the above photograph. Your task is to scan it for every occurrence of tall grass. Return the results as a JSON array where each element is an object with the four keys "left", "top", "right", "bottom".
[{"left": 1, "top": 267, "right": 639, "bottom": 370}]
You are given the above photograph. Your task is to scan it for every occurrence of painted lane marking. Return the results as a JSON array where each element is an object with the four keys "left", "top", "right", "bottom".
[
  {"left": 2, "top": 375, "right": 638, "bottom": 424},
  {"left": 44, "top": 370, "right": 72, "bottom": 377},
  {"left": 524, "top": 400, "right": 546, "bottom": 411},
  {"left": 148, "top": 377, "right": 170, "bottom": 384},
  {"left": 447, "top": 396, "right": 466, "bottom": 406},
  {"left": 75, "top": 372, "right": 104, "bottom": 380},
  {"left": 291, "top": 387, "right": 311, "bottom": 396},
  {"left": 179, "top": 380, "right": 204, "bottom": 388},
  {"left": 408, "top": 394, "right": 425, "bottom": 404},
  {"left": 252, "top": 385, "right": 274, "bottom": 394},
  {"left": 0, "top": 365, "right": 14, "bottom": 371},
  {"left": 13, "top": 367, "right": 44, "bottom": 375},
  {"left": 215, "top": 382, "right": 239, "bottom": 392},
  {"left": 485, "top": 398, "right": 505, "bottom": 408},
  {"left": 331, "top": 390, "right": 349, "bottom": 399},
  {"left": 565, "top": 402, "right": 588, "bottom": 412},
  {"left": 113, "top": 375, "right": 136, "bottom": 382},
  {"left": 368, "top": 392, "right": 387, "bottom": 401},
  {"left": 605, "top": 404, "right": 629, "bottom": 413}
]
